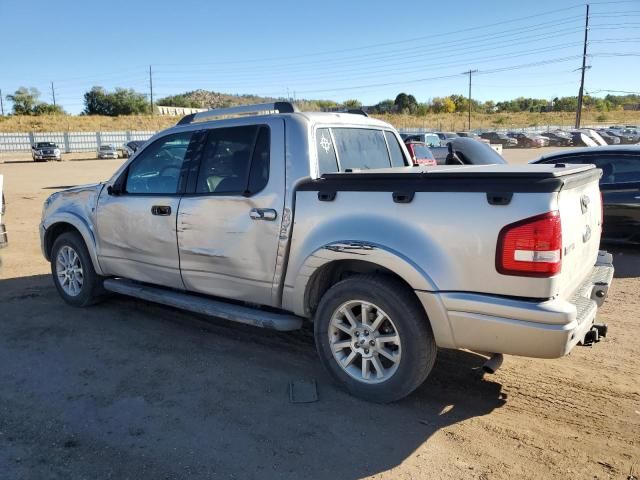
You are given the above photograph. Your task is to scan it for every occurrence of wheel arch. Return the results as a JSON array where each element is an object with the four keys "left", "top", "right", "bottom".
[
  {"left": 43, "top": 214, "right": 104, "bottom": 275},
  {"left": 282, "top": 241, "right": 437, "bottom": 318}
]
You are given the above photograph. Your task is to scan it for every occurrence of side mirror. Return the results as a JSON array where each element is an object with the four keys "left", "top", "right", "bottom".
[{"left": 107, "top": 185, "right": 120, "bottom": 196}]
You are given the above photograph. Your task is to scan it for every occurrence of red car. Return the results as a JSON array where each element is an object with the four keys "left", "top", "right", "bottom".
[{"left": 404, "top": 141, "right": 437, "bottom": 166}]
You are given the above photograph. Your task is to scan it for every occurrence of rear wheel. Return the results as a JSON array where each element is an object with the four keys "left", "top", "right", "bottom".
[
  {"left": 51, "top": 232, "right": 105, "bottom": 307},
  {"left": 314, "top": 275, "right": 436, "bottom": 403}
]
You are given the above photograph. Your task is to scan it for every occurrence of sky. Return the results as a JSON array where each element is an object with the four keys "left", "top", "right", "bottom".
[{"left": 1, "top": 0, "right": 639, "bottom": 114}]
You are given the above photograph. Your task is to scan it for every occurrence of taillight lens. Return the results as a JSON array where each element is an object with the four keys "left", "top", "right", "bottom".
[{"left": 496, "top": 211, "right": 562, "bottom": 277}]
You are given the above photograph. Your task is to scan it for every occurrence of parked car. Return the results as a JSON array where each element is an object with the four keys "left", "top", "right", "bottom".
[
  {"left": 32, "top": 142, "right": 62, "bottom": 162},
  {"left": 531, "top": 145, "right": 640, "bottom": 245},
  {"left": 608, "top": 128, "right": 640, "bottom": 145},
  {"left": 41, "top": 102, "right": 613, "bottom": 403},
  {"left": 479, "top": 131, "right": 518, "bottom": 147},
  {"left": 539, "top": 131, "right": 573, "bottom": 147},
  {"left": 507, "top": 132, "right": 546, "bottom": 148},
  {"left": 430, "top": 137, "right": 508, "bottom": 165},
  {"left": 580, "top": 129, "right": 608, "bottom": 147},
  {"left": 404, "top": 141, "right": 437, "bottom": 166},
  {"left": 0, "top": 175, "right": 7, "bottom": 248},
  {"left": 456, "top": 132, "right": 491, "bottom": 144},
  {"left": 98, "top": 144, "right": 119, "bottom": 159},
  {"left": 435, "top": 132, "right": 459, "bottom": 143},
  {"left": 570, "top": 131, "right": 598, "bottom": 147},
  {"left": 404, "top": 133, "right": 441, "bottom": 148},
  {"left": 595, "top": 130, "right": 622, "bottom": 145}
]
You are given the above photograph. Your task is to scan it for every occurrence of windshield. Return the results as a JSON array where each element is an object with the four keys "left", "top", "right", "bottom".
[
  {"left": 37, "top": 142, "right": 56, "bottom": 148},
  {"left": 100, "top": 145, "right": 114, "bottom": 151}
]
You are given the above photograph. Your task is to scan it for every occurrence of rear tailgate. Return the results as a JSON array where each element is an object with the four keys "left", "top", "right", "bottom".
[{"left": 557, "top": 169, "right": 603, "bottom": 299}]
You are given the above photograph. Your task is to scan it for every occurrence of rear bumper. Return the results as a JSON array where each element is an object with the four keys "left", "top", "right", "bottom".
[{"left": 417, "top": 251, "right": 614, "bottom": 359}]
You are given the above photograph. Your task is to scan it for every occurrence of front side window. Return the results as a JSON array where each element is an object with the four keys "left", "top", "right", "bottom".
[
  {"left": 125, "top": 132, "right": 193, "bottom": 194},
  {"left": 196, "top": 125, "right": 270, "bottom": 195}
]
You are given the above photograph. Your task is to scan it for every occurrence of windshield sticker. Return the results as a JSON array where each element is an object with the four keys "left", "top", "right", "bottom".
[{"left": 320, "top": 133, "right": 332, "bottom": 153}]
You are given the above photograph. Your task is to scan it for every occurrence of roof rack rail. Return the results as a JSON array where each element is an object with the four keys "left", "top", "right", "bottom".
[
  {"left": 321, "top": 107, "right": 368, "bottom": 117},
  {"left": 177, "top": 101, "right": 298, "bottom": 125}
]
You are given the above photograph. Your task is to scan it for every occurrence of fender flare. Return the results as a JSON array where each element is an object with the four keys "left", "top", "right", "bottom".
[
  {"left": 42, "top": 212, "right": 104, "bottom": 276},
  {"left": 282, "top": 240, "right": 437, "bottom": 317}
]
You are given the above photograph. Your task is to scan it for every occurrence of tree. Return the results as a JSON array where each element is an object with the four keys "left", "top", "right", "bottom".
[
  {"left": 370, "top": 99, "right": 395, "bottom": 114},
  {"left": 32, "top": 103, "right": 65, "bottom": 115},
  {"left": 394, "top": 92, "right": 418, "bottom": 113},
  {"left": 342, "top": 99, "right": 362, "bottom": 108},
  {"left": 84, "top": 86, "right": 150, "bottom": 115},
  {"left": 7, "top": 87, "right": 41, "bottom": 115}
]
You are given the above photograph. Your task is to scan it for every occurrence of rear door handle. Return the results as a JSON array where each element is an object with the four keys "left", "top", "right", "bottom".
[
  {"left": 249, "top": 208, "right": 277, "bottom": 221},
  {"left": 151, "top": 205, "right": 171, "bottom": 216}
]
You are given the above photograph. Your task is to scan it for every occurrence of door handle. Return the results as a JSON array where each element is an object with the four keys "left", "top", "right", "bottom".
[
  {"left": 249, "top": 208, "right": 277, "bottom": 221},
  {"left": 151, "top": 205, "right": 172, "bottom": 216}
]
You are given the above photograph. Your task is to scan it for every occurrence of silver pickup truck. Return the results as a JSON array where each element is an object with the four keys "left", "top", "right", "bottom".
[{"left": 40, "top": 102, "right": 614, "bottom": 402}]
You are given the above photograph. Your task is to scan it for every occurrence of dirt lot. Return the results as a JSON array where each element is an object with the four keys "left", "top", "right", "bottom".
[{"left": 0, "top": 149, "right": 638, "bottom": 479}]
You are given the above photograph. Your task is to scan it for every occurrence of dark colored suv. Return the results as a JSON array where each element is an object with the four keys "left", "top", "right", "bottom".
[{"left": 532, "top": 146, "right": 640, "bottom": 245}]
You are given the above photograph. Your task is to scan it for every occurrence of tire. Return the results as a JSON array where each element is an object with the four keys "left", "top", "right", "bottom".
[
  {"left": 50, "top": 232, "right": 106, "bottom": 307},
  {"left": 314, "top": 274, "right": 437, "bottom": 403}
]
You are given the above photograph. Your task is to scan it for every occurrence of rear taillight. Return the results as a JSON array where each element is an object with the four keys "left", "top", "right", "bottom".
[{"left": 496, "top": 211, "right": 562, "bottom": 277}]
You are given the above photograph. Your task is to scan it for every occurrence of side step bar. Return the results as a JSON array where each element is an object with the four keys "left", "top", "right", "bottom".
[{"left": 103, "top": 279, "right": 303, "bottom": 331}]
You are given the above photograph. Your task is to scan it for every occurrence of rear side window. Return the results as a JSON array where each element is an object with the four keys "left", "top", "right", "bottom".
[
  {"left": 316, "top": 128, "right": 339, "bottom": 175},
  {"left": 196, "top": 125, "right": 270, "bottom": 195},
  {"left": 332, "top": 128, "right": 390, "bottom": 170},
  {"left": 384, "top": 131, "right": 407, "bottom": 167}
]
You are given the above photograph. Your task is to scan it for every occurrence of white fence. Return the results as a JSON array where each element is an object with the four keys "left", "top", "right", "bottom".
[{"left": 0, "top": 131, "right": 156, "bottom": 153}]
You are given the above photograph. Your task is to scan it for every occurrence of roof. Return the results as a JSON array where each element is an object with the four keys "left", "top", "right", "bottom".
[{"left": 534, "top": 144, "right": 640, "bottom": 162}]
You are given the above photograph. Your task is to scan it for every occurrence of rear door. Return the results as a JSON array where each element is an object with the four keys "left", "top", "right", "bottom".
[{"left": 177, "top": 120, "right": 285, "bottom": 307}]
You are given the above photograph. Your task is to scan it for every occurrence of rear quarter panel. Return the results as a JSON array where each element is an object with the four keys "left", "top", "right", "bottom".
[{"left": 283, "top": 189, "right": 563, "bottom": 316}]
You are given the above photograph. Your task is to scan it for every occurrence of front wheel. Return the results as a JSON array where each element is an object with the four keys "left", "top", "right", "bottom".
[
  {"left": 314, "top": 275, "right": 437, "bottom": 403},
  {"left": 51, "top": 232, "right": 105, "bottom": 307}
]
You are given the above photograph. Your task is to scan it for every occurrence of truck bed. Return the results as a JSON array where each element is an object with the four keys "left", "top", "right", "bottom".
[{"left": 288, "top": 163, "right": 602, "bottom": 302}]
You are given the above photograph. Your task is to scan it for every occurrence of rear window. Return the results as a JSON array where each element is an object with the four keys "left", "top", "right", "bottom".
[
  {"left": 412, "top": 144, "right": 434, "bottom": 160},
  {"left": 316, "top": 127, "right": 406, "bottom": 174}
]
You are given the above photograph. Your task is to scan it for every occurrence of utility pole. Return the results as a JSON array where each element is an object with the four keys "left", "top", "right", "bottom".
[
  {"left": 0, "top": 89, "right": 4, "bottom": 116},
  {"left": 149, "top": 65, "right": 154, "bottom": 115},
  {"left": 575, "top": 4, "right": 590, "bottom": 129},
  {"left": 51, "top": 81, "right": 56, "bottom": 106},
  {"left": 462, "top": 69, "right": 478, "bottom": 131}
]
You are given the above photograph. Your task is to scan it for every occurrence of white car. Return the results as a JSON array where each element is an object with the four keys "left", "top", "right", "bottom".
[{"left": 98, "top": 145, "right": 119, "bottom": 159}]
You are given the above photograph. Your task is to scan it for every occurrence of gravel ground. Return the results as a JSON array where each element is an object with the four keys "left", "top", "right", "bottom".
[{"left": 0, "top": 149, "right": 638, "bottom": 479}]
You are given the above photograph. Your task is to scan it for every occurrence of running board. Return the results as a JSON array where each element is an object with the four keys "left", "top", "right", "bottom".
[{"left": 103, "top": 279, "right": 303, "bottom": 331}]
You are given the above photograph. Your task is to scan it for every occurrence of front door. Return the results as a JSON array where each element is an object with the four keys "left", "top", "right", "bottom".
[
  {"left": 177, "top": 120, "right": 285, "bottom": 306},
  {"left": 96, "top": 131, "right": 198, "bottom": 289}
]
